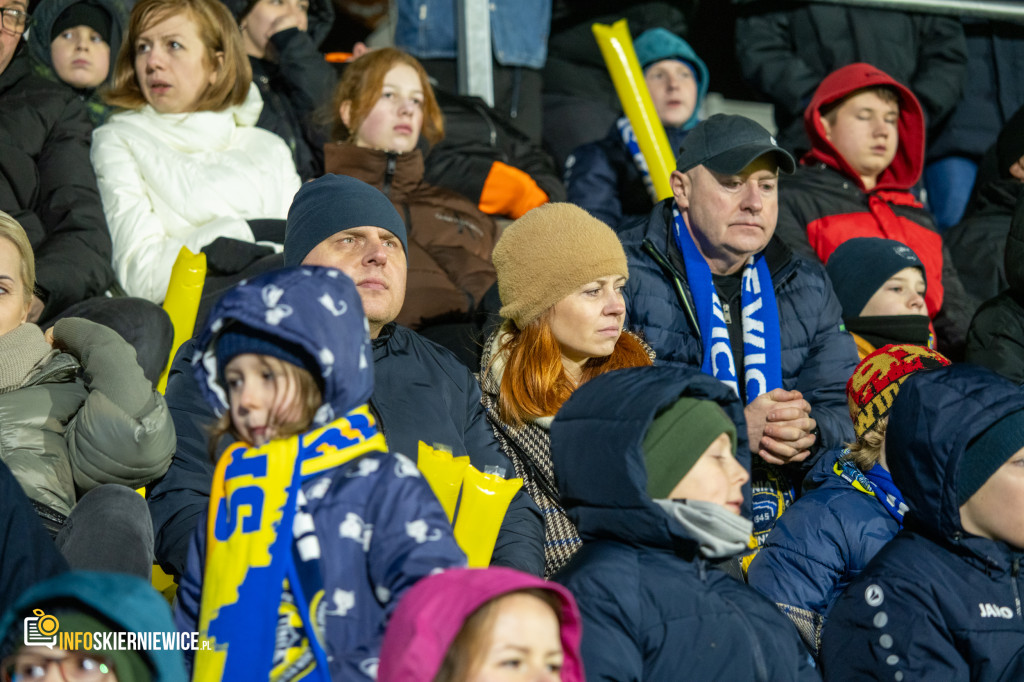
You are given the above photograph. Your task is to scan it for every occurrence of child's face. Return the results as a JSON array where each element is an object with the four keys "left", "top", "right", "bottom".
[
  {"left": 859, "top": 267, "right": 926, "bottom": 317},
  {"left": 224, "top": 354, "right": 305, "bottom": 446},
  {"left": 468, "top": 593, "right": 564, "bottom": 682},
  {"left": 820, "top": 90, "right": 899, "bottom": 185},
  {"left": 343, "top": 62, "right": 424, "bottom": 154},
  {"left": 960, "top": 446, "right": 1024, "bottom": 549},
  {"left": 644, "top": 58, "right": 697, "bottom": 128},
  {"left": 240, "top": 0, "right": 309, "bottom": 60},
  {"left": 667, "top": 433, "right": 748, "bottom": 515},
  {"left": 50, "top": 25, "right": 110, "bottom": 89}
]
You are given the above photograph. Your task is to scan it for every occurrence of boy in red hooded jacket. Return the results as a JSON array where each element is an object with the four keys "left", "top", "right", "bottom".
[{"left": 774, "top": 63, "right": 974, "bottom": 358}]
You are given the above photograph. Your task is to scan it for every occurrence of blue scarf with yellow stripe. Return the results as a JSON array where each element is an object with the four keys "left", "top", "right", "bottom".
[{"left": 195, "top": 405, "right": 387, "bottom": 682}]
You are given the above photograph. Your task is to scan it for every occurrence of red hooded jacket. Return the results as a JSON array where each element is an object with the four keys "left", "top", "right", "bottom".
[{"left": 778, "top": 63, "right": 945, "bottom": 318}]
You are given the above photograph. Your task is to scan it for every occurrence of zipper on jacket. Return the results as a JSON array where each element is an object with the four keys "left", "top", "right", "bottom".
[
  {"left": 471, "top": 101, "right": 499, "bottom": 152},
  {"left": 367, "top": 399, "right": 391, "bottom": 452},
  {"left": 641, "top": 238, "right": 702, "bottom": 353},
  {"left": 1013, "top": 558, "right": 1021, "bottom": 618},
  {"left": 383, "top": 153, "right": 398, "bottom": 197},
  {"left": 717, "top": 591, "right": 770, "bottom": 682}
]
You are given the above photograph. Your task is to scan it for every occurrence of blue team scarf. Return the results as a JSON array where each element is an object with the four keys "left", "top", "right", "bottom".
[
  {"left": 834, "top": 454, "right": 909, "bottom": 527},
  {"left": 671, "top": 206, "right": 782, "bottom": 400},
  {"left": 617, "top": 117, "right": 660, "bottom": 204}
]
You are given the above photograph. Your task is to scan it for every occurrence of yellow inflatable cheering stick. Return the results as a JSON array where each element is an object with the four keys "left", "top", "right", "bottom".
[
  {"left": 592, "top": 19, "right": 675, "bottom": 202},
  {"left": 417, "top": 442, "right": 523, "bottom": 567},
  {"left": 157, "top": 246, "right": 207, "bottom": 393}
]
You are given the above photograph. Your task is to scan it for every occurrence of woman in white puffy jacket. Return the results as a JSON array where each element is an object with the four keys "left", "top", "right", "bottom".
[{"left": 90, "top": 0, "right": 301, "bottom": 303}]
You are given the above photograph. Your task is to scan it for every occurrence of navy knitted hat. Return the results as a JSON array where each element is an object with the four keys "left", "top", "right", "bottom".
[
  {"left": 214, "top": 323, "right": 322, "bottom": 390},
  {"left": 958, "top": 408, "right": 1024, "bottom": 506},
  {"left": 825, "top": 237, "right": 924, "bottom": 318},
  {"left": 284, "top": 174, "right": 408, "bottom": 266}
]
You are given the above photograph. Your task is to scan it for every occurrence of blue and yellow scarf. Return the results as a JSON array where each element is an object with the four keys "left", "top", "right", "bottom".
[
  {"left": 834, "top": 453, "right": 908, "bottom": 527},
  {"left": 195, "top": 405, "right": 387, "bottom": 682}
]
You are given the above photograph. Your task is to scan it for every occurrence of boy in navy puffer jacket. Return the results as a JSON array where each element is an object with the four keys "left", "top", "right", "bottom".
[{"left": 821, "top": 364, "right": 1024, "bottom": 680}]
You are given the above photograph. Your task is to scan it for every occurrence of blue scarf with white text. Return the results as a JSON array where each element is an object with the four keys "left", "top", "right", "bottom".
[{"left": 671, "top": 206, "right": 782, "bottom": 401}]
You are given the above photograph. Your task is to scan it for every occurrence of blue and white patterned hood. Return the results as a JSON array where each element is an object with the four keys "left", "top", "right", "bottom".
[{"left": 193, "top": 266, "right": 374, "bottom": 428}]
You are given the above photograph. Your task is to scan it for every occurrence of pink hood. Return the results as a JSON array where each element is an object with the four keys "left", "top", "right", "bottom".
[{"left": 377, "top": 567, "right": 585, "bottom": 681}]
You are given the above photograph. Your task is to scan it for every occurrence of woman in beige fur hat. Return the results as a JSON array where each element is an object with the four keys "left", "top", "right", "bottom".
[{"left": 479, "top": 202, "right": 653, "bottom": 577}]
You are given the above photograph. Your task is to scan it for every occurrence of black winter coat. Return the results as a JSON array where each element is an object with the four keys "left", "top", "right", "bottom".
[
  {"left": 0, "top": 52, "right": 114, "bottom": 319},
  {"left": 734, "top": 4, "right": 966, "bottom": 153},
  {"left": 0, "top": 459, "right": 67, "bottom": 621},
  {"left": 424, "top": 89, "right": 566, "bottom": 209},
  {"left": 946, "top": 179, "right": 1024, "bottom": 304},
  {"left": 148, "top": 324, "right": 544, "bottom": 577},
  {"left": 551, "top": 365, "right": 818, "bottom": 682},
  {"left": 251, "top": 28, "right": 336, "bottom": 181},
  {"left": 927, "top": 18, "right": 1024, "bottom": 163},
  {"left": 965, "top": 192, "right": 1024, "bottom": 382},
  {"left": 621, "top": 200, "right": 858, "bottom": 454},
  {"left": 821, "top": 365, "right": 1024, "bottom": 681}
]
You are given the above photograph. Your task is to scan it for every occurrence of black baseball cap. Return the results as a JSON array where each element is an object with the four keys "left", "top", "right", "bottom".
[{"left": 676, "top": 114, "right": 796, "bottom": 175}]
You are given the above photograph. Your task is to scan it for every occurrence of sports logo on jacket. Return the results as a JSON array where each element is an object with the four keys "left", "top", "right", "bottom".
[{"left": 978, "top": 603, "right": 1014, "bottom": 619}]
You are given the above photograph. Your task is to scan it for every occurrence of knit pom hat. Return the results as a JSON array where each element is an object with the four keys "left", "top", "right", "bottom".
[
  {"left": 826, "top": 237, "right": 925, "bottom": 318},
  {"left": 284, "top": 174, "right": 408, "bottom": 266},
  {"left": 846, "top": 344, "right": 950, "bottom": 438},
  {"left": 642, "top": 397, "right": 737, "bottom": 499},
  {"left": 493, "top": 203, "right": 628, "bottom": 327}
]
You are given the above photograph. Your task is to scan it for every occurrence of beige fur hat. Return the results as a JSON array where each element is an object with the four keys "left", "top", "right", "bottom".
[{"left": 493, "top": 203, "right": 629, "bottom": 327}]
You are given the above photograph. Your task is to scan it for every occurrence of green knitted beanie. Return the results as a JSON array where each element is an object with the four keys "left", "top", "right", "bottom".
[
  {"left": 643, "top": 397, "right": 737, "bottom": 499},
  {"left": 493, "top": 203, "right": 629, "bottom": 327}
]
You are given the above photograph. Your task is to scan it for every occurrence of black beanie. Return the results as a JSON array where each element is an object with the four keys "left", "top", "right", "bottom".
[
  {"left": 51, "top": 2, "right": 112, "bottom": 44},
  {"left": 825, "top": 237, "right": 925, "bottom": 318},
  {"left": 958, "top": 408, "right": 1024, "bottom": 506},
  {"left": 284, "top": 174, "right": 408, "bottom": 266}
]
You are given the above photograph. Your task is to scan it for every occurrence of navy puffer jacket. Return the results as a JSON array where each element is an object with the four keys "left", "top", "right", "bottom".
[
  {"left": 821, "top": 365, "right": 1024, "bottom": 681},
  {"left": 747, "top": 448, "right": 899, "bottom": 653},
  {"left": 551, "top": 365, "right": 819, "bottom": 682},
  {"left": 621, "top": 199, "right": 858, "bottom": 454}
]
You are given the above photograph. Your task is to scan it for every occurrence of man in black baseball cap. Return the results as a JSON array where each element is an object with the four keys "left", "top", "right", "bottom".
[{"left": 619, "top": 113, "right": 859, "bottom": 545}]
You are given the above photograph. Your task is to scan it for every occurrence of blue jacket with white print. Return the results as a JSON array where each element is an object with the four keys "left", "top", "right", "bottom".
[
  {"left": 175, "top": 267, "right": 466, "bottom": 680},
  {"left": 821, "top": 365, "right": 1024, "bottom": 682}
]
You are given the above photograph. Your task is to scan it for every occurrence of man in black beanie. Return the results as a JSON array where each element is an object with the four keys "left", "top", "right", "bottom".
[{"left": 149, "top": 175, "right": 545, "bottom": 578}]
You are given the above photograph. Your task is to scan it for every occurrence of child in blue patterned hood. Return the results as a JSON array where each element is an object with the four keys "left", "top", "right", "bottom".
[{"left": 174, "top": 265, "right": 465, "bottom": 682}]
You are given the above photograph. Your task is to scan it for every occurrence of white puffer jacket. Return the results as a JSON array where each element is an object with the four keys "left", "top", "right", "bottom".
[{"left": 91, "top": 83, "right": 301, "bottom": 302}]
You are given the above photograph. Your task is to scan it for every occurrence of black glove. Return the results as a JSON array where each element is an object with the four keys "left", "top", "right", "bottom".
[{"left": 202, "top": 237, "right": 275, "bottom": 275}]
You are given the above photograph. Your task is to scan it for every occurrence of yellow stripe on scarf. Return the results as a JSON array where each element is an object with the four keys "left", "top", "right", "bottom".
[{"left": 195, "top": 405, "right": 386, "bottom": 681}]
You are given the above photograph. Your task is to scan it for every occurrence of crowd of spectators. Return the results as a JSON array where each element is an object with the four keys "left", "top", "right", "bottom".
[{"left": 3, "top": 0, "right": 1024, "bottom": 680}]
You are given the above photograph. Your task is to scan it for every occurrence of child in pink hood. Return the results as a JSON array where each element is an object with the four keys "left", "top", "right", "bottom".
[{"left": 377, "top": 567, "right": 585, "bottom": 682}]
